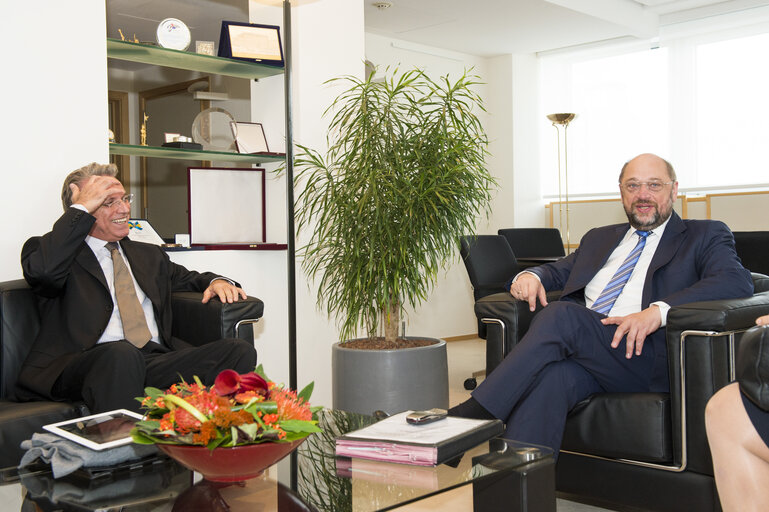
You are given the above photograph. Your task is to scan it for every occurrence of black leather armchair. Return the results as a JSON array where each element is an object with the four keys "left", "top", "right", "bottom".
[
  {"left": 474, "top": 273, "right": 769, "bottom": 511},
  {"left": 0, "top": 279, "right": 264, "bottom": 470},
  {"left": 497, "top": 228, "right": 565, "bottom": 269},
  {"left": 733, "top": 231, "right": 769, "bottom": 276}
]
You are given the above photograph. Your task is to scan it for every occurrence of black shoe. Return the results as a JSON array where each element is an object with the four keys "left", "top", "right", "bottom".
[{"left": 448, "top": 398, "right": 496, "bottom": 420}]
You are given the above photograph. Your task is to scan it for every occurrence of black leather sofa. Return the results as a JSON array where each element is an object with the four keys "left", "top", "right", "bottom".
[
  {"left": 474, "top": 273, "right": 769, "bottom": 511},
  {"left": 0, "top": 279, "right": 264, "bottom": 469}
]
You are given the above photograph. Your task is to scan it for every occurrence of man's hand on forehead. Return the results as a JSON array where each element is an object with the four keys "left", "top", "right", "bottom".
[{"left": 70, "top": 176, "right": 125, "bottom": 213}]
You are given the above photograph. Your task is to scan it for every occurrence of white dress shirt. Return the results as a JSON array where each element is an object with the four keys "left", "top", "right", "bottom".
[
  {"left": 84, "top": 235, "right": 162, "bottom": 344},
  {"left": 516, "top": 216, "right": 672, "bottom": 325},
  {"left": 583, "top": 217, "right": 671, "bottom": 323}
]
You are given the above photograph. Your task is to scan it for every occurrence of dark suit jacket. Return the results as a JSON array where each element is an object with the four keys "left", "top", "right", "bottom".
[
  {"left": 533, "top": 211, "right": 753, "bottom": 390},
  {"left": 17, "top": 207, "right": 229, "bottom": 399}
]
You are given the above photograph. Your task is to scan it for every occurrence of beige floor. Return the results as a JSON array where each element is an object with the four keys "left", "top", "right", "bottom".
[{"left": 436, "top": 338, "right": 612, "bottom": 512}]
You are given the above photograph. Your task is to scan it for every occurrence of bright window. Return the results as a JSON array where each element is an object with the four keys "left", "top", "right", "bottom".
[
  {"left": 695, "top": 32, "right": 769, "bottom": 187},
  {"left": 539, "top": 25, "right": 769, "bottom": 197}
]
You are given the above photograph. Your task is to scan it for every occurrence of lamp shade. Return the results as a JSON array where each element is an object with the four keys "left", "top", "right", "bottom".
[{"left": 546, "top": 113, "right": 576, "bottom": 125}]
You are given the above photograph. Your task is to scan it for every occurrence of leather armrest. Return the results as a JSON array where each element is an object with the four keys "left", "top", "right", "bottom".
[
  {"left": 667, "top": 291, "right": 769, "bottom": 333},
  {"left": 0, "top": 280, "right": 39, "bottom": 400},
  {"left": 752, "top": 272, "right": 769, "bottom": 293},
  {"left": 171, "top": 292, "right": 264, "bottom": 347},
  {"left": 665, "top": 290, "right": 769, "bottom": 473}
]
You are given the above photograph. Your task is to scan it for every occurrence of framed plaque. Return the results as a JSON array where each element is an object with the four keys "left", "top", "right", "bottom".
[
  {"left": 218, "top": 21, "right": 284, "bottom": 67},
  {"left": 156, "top": 18, "right": 191, "bottom": 51},
  {"left": 188, "top": 167, "right": 266, "bottom": 245},
  {"left": 231, "top": 121, "right": 269, "bottom": 154},
  {"left": 196, "top": 40, "right": 215, "bottom": 55}
]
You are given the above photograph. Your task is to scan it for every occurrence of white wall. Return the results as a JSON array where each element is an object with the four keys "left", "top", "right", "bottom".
[
  {"left": 239, "top": 0, "right": 366, "bottom": 409},
  {"left": 511, "top": 54, "right": 546, "bottom": 229},
  {"left": 363, "top": 34, "right": 526, "bottom": 339},
  {"left": 0, "top": 1, "right": 108, "bottom": 281}
]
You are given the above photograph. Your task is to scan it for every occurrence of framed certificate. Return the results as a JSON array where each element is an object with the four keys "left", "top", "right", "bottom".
[
  {"left": 231, "top": 121, "right": 269, "bottom": 154},
  {"left": 218, "top": 21, "right": 284, "bottom": 67},
  {"left": 187, "top": 167, "right": 266, "bottom": 245}
]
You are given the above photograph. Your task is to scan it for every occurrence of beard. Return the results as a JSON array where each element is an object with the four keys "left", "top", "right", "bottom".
[{"left": 624, "top": 194, "right": 674, "bottom": 231}]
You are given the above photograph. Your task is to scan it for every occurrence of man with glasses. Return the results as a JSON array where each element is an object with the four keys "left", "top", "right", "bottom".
[
  {"left": 450, "top": 153, "right": 754, "bottom": 454},
  {"left": 17, "top": 162, "right": 257, "bottom": 413}
]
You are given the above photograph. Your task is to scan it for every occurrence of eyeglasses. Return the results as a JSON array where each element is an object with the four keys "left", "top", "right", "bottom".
[
  {"left": 101, "top": 194, "right": 135, "bottom": 209},
  {"left": 620, "top": 181, "right": 674, "bottom": 193}
]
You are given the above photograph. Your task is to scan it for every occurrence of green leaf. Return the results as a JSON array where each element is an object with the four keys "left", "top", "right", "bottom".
[
  {"left": 134, "top": 419, "right": 160, "bottom": 430},
  {"left": 297, "top": 381, "right": 314, "bottom": 402},
  {"left": 237, "top": 422, "right": 261, "bottom": 440},
  {"left": 244, "top": 400, "right": 278, "bottom": 416},
  {"left": 278, "top": 420, "right": 322, "bottom": 433},
  {"left": 130, "top": 429, "right": 159, "bottom": 444},
  {"left": 254, "top": 364, "right": 270, "bottom": 382}
]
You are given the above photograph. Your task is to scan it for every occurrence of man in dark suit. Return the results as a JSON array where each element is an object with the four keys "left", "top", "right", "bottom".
[
  {"left": 17, "top": 162, "right": 257, "bottom": 413},
  {"left": 450, "top": 153, "right": 754, "bottom": 453}
]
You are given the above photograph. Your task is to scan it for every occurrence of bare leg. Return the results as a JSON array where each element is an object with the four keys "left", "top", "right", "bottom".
[{"left": 705, "top": 382, "right": 769, "bottom": 512}]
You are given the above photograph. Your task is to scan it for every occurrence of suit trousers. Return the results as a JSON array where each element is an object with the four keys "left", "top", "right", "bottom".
[
  {"left": 52, "top": 338, "right": 257, "bottom": 413},
  {"left": 472, "top": 301, "right": 657, "bottom": 452}
]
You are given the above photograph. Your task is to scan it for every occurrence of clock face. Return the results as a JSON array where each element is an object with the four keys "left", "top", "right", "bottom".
[{"left": 156, "top": 18, "right": 191, "bottom": 51}]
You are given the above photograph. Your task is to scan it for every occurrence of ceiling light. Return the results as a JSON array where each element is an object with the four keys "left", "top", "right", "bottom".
[{"left": 373, "top": 2, "right": 392, "bottom": 10}]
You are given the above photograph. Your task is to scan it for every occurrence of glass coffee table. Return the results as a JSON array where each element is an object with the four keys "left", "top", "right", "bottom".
[{"left": 0, "top": 410, "right": 554, "bottom": 511}]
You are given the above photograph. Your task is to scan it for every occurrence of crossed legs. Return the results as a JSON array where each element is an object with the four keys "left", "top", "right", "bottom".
[
  {"left": 706, "top": 382, "right": 769, "bottom": 512},
  {"left": 464, "top": 301, "right": 657, "bottom": 452}
]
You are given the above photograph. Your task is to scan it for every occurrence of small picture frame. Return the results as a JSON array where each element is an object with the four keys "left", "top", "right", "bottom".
[
  {"left": 218, "top": 21, "right": 284, "bottom": 67},
  {"left": 231, "top": 121, "right": 269, "bottom": 154},
  {"left": 196, "top": 40, "right": 215, "bottom": 55}
]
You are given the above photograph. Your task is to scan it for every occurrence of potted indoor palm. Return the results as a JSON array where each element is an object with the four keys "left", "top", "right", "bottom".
[{"left": 294, "top": 67, "right": 495, "bottom": 414}]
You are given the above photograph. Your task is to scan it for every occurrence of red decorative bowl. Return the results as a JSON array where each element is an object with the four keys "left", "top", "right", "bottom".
[{"left": 158, "top": 439, "right": 305, "bottom": 482}]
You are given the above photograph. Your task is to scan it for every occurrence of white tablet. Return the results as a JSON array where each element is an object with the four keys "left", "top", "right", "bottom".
[{"left": 43, "top": 409, "right": 144, "bottom": 451}]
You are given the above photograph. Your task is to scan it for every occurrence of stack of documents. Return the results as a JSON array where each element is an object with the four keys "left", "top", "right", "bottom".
[{"left": 335, "top": 411, "right": 503, "bottom": 466}]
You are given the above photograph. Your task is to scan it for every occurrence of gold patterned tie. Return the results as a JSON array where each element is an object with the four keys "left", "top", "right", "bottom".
[{"left": 106, "top": 242, "right": 152, "bottom": 348}]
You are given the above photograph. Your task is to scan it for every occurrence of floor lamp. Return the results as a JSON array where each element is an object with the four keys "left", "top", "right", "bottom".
[{"left": 546, "top": 113, "right": 576, "bottom": 253}]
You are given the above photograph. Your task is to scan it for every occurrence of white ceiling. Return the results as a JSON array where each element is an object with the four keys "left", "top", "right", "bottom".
[
  {"left": 106, "top": 0, "right": 769, "bottom": 58},
  {"left": 364, "top": 0, "right": 769, "bottom": 55}
]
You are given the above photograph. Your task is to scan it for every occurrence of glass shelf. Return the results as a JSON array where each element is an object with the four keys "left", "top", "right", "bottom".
[
  {"left": 109, "top": 143, "right": 286, "bottom": 164},
  {"left": 107, "top": 39, "right": 284, "bottom": 80}
]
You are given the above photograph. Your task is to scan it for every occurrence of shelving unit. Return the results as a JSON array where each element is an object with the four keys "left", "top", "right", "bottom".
[
  {"left": 107, "top": 4, "right": 298, "bottom": 441},
  {"left": 107, "top": 38, "right": 284, "bottom": 79},
  {"left": 109, "top": 143, "right": 285, "bottom": 164},
  {"left": 107, "top": 38, "right": 286, "bottom": 165}
]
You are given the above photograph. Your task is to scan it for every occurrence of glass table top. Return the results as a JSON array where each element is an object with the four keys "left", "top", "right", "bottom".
[
  {"left": 1, "top": 410, "right": 553, "bottom": 512},
  {"left": 297, "top": 409, "right": 553, "bottom": 512}
]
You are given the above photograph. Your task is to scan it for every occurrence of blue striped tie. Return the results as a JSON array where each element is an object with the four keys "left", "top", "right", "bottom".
[{"left": 591, "top": 230, "right": 650, "bottom": 315}]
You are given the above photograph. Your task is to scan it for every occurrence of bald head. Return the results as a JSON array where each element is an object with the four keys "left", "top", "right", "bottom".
[{"left": 619, "top": 153, "right": 676, "bottom": 183}]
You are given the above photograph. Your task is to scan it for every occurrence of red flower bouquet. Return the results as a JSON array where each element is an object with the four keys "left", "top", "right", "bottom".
[{"left": 131, "top": 365, "right": 321, "bottom": 449}]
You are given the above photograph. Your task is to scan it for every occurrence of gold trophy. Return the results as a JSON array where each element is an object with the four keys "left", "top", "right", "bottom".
[{"left": 140, "top": 113, "right": 149, "bottom": 146}]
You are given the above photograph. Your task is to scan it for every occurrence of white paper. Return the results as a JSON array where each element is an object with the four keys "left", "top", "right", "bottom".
[
  {"left": 344, "top": 411, "right": 491, "bottom": 445},
  {"left": 127, "top": 219, "right": 165, "bottom": 245}
]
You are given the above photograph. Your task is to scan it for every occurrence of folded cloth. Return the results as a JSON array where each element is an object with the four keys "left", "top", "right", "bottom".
[{"left": 19, "top": 432, "right": 158, "bottom": 479}]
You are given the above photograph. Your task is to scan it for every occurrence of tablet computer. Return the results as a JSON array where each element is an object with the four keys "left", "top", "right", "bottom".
[{"left": 43, "top": 409, "right": 144, "bottom": 451}]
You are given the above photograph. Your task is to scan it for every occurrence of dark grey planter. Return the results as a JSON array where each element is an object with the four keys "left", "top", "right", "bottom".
[{"left": 332, "top": 337, "right": 449, "bottom": 416}]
